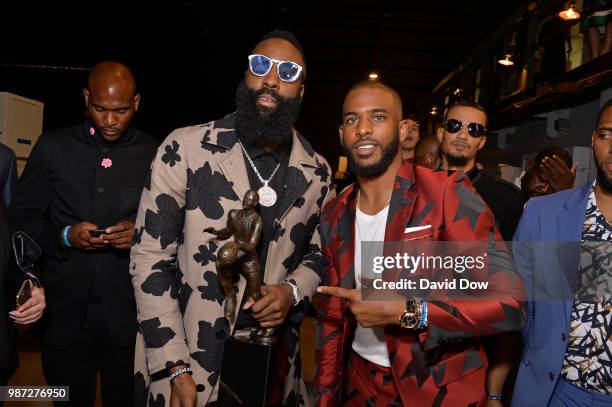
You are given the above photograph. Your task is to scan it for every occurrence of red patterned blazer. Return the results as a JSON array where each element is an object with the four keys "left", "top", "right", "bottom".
[{"left": 315, "top": 163, "right": 526, "bottom": 407}]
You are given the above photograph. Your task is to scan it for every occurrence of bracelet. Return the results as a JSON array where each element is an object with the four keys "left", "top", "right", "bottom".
[
  {"left": 415, "top": 298, "right": 422, "bottom": 326},
  {"left": 169, "top": 367, "right": 192, "bottom": 382},
  {"left": 487, "top": 394, "right": 503, "bottom": 401},
  {"left": 418, "top": 301, "right": 428, "bottom": 329},
  {"left": 62, "top": 226, "right": 72, "bottom": 248},
  {"left": 283, "top": 280, "right": 303, "bottom": 306}
]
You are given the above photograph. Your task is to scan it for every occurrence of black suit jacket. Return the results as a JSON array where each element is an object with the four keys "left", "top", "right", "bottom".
[
  {"left": 9, "top": 121, "right": 158, "bottom": 348},
  {"left": 0, "top": 143, "right": 18, "bottom": 209}
]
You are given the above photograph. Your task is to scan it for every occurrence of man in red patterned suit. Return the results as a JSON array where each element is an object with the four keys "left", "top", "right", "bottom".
[{"left": 314, "top": 80, "right": 526, "bottom": 406}]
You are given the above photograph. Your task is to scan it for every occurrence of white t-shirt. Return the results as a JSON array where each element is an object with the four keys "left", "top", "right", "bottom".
[{"left": 352, "top": 205, "right": 391, "bottom": 367}]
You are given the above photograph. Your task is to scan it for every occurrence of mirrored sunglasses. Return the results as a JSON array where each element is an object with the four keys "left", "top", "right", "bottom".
[{"left": 247, "top": 54, "right": 303, "bottom": 83}]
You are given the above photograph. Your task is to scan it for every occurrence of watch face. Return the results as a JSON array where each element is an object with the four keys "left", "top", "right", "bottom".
[{"left": 401, "top": 313, "right": 417, "bottom": 328}]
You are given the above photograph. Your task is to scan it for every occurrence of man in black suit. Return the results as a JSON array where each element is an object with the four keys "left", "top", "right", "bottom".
[{"left": 9, "top": 61, "right": 158, "bottom": 406}]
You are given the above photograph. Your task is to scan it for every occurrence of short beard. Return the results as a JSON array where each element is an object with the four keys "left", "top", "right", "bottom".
[
  {"left": 446, "top": 154, "right": 469, "bottom": 168},
  {"left": 234, "top": 80, "right": 301, "bottom": 148},
  {"left": 597, "top": 161, "right": 612, "bottom": 193},
  {"left": 343, "top": 131, "right": 400, "bottom": 178}
]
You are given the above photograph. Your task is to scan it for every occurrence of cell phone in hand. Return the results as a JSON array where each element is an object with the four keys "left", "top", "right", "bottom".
[
  {"left": 89, "top": 229, "right": 107, "bottom": 237},
  {"left": 16, "top": 279, "right": 32, "bottom": 309}
]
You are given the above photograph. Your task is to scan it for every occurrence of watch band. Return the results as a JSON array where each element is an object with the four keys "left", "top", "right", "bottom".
[{"left": 405, "top": 298, "right": 417, "bottom": 313}]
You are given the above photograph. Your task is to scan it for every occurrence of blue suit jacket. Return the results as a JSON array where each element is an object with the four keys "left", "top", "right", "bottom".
[{"left": 511, "top": 182, "right": 592, "bottom": 406}]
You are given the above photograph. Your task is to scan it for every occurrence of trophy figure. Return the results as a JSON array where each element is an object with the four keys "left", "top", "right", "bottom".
[{"left": 204, "top": 189, "right": 275, "bottom": 345}]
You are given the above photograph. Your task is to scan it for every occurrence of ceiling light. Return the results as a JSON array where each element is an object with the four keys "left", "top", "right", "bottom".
[
  {"left": 429, "top": 106, "right": 438, "bottom": 115},
  {"left": 498, "top": 54, "right": 514, "bottom": 66},
  {"left": 368, "top": 72, "right": 379, "bottom": 80},
  {"left": 559, "top": 2, "right": 580, "bottom": 20}
]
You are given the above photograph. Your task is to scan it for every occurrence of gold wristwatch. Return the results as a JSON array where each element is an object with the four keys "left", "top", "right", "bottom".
[{"left": 399, "top": 298, "right": 419, "bottom": 329}]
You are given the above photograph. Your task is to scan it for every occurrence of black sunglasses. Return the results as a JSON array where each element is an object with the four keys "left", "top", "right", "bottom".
[{"left": 443, "top": 119, "right": 487, "bottom": 138}]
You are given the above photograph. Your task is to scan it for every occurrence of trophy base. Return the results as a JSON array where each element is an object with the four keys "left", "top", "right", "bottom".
[
  {"left": 255, "top": 334, "right": 277, "bottom": 346},
  {"left": 232, "top": 327, "right": 278, "bottom": 346},
  {"left": 256, "top": 327, "right": 278, "bottom": 346},
  {"left": 218, "top": 330, "right": 278, "bottom": 407}
]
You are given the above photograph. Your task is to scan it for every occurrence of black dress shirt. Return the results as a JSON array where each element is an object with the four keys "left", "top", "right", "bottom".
[{"left": 235, "top": 136, "right": 289, "bottom": 328}]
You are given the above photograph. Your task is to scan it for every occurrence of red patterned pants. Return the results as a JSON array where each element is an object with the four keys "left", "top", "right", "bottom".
[{"left": 343, "top": 351, "right": 402, "bottom": 407}]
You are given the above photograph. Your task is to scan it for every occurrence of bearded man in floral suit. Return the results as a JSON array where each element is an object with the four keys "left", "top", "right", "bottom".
[{"left": 130, "top": 30, "right": 333, "bottom": 406}]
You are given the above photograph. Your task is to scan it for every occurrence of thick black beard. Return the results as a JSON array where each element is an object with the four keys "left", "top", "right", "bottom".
[
  {"left": 234, "top": 80, "right": 301, "bottom": 148},
  {"left": 596, "top": 161, "right": 612, "bottom": 194},
  {"left": 343, "top": 131, "right": 400, "bottom": 178},
  {"left": 446, "top": 154, "right": 469, "bottom": 168}
]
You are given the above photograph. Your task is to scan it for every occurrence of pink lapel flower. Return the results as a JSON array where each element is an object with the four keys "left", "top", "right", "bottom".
[
  {"left": 101, "top": 158, "right": 113, "bottom": 168},
  {"left": 90, "top": 127, "right": 95, "bottom": 136}
]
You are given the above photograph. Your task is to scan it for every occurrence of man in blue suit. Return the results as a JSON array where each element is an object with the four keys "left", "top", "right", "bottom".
[{"left": 513, "top": 98, "right": 612, "bottom": 406}]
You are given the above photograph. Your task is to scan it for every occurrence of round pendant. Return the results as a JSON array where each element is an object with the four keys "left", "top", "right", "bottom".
[{"left": 258, "top": 185, "right": 277, "bottom": 207}]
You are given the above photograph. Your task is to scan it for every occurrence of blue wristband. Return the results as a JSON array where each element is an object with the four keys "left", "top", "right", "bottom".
[
  {"left": 63, "top": 226, "right": 72, "bottom": 247},
  {"left": 487, "top": 394, "right": 503, "bottom": 401},
  {"left": 417, "top": 300, "right": 428, "bottom": 329}
]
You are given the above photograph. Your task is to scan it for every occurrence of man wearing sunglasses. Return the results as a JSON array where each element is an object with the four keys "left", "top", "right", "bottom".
[
  {"left": 437, "top": 101, "right": 525, "bottom": 405},
  {"left": 437, "top": 101, "right": 523, "bottom": 242},
  {"left": 130, "top": 30, "right": 333, "bottom": 406}
]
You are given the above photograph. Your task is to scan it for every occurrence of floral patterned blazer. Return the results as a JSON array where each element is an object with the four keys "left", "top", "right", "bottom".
[{"left": 130, "top": 113, "right": 334, "bottom": 406}]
